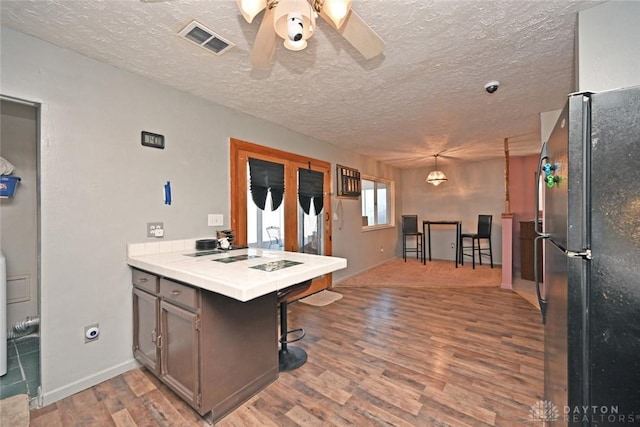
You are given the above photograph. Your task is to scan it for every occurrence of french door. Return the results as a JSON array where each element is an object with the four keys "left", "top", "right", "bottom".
[{"left": 230, "top": 138, "right": 333, "bottom": 296}]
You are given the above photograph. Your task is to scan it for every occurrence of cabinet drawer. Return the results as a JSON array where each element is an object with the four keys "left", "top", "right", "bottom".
[
  {"left": 160, "top": 278, "right": 199, "bottom": 310},
  {"left": 133, "top": 269, "right": 159, "bottom": 294}
]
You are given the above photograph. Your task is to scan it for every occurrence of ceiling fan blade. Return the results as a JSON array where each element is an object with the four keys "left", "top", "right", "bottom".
[
  {"left": 320, "top": 8, "right": 384, "bottom": 59},
  {"left": 250, "top": 6, "right": 277, "bottom": 69}
]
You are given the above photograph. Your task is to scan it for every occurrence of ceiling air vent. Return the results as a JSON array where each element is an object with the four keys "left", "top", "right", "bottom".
[{"left": 178, "top": 20, "right": 234, "bottom": 55}]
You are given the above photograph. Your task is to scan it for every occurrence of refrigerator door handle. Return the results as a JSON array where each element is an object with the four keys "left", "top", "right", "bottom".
[
  {"left": 534, "top": 234, "right": 548, "bottom": 324},
  {"left": 534, "top": 143, "right": 549, "bottom": 324},
  {"left": 566, "top": 249, "right": 592, "bottom": 259}
]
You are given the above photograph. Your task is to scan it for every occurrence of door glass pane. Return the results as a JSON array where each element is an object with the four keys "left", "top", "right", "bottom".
[
  {"left": 299, "top": 203, "right": 323, "bottom": 255},
  {"left": 297, "top": 167, "right": 324, "bottom": 255},
  {"left": 247, "top": 167, "right": 285, "bottom": 250}
]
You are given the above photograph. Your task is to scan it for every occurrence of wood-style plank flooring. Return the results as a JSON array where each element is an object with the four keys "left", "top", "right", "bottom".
[{"left": 30, "top": 286, "right": 543, "bottom": 426}]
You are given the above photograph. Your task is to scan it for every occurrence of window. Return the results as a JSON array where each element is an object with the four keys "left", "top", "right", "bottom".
[{"left": 361, "top": 175, "right": 394, "bottom": 229}]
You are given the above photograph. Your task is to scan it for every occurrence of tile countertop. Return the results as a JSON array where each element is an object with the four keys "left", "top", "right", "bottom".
[{"left": 127, "top": 238, "right": 347, "bottom": 302}]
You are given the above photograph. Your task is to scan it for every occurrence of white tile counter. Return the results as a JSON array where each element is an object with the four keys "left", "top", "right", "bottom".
[{"left": 127, "top": 238, "right": 347, "bottom": 301}]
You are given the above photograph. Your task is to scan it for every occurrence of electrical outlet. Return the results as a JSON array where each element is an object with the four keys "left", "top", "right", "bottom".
[
  {"left": 84, "top": 323, "right": 100, "bottom": 343},
  {"left": 147, "top": 222, "right": 163, "bottom": 237},
  {"left": 208, "top": 214, "right": 223, "bottom": 226}
]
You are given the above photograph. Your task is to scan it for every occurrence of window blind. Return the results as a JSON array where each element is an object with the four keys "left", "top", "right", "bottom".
[
  {"left": 298, "top": 168, "right": 324, "bottom": 215},
  {"left": 248, "top": 158, "right": 284, "bottom": 211}
]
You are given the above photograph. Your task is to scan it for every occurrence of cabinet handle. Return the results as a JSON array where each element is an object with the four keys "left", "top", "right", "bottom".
[
  {"left": 138, "top": 277, "right": 148, "bottom": 283},
  {"left": 157, "top": 334, "right": 162, "bottom": 349},
  {"left": 171, "top": 290, "right": 181, "bottom": 296},
  {"left": 151, "top": 329, "right": 157, "bottom": 343}
]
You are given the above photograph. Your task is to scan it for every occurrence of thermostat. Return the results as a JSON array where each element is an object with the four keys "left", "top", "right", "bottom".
[{"left": 141, "top": 131, "right": 165, "bottom": 149}]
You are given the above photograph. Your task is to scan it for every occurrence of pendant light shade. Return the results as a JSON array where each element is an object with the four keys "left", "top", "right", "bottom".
[{"left": 426, "top": 154, "right": 448, "bottom": 186}]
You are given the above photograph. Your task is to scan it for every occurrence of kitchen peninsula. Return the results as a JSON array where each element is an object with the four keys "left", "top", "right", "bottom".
[{"left": 126, "top": 238, "right": 347, "bottom": 424}]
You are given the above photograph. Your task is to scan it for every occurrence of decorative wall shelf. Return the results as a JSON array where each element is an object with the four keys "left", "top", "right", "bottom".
[{"left": 336, "top": 164, "right": 361, "bottom": 198}]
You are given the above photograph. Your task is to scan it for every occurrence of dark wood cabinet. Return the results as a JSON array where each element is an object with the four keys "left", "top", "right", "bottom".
[
  {"left": 520, "top": 220, "right": 543, "bottom": 282},
  {"left": 131, "top": 268, "right": 278, "bottom": 424},
  {"left": 159, "top": 297, "right": 200, "bottom": 408},
  {"left": 132, "top": 287, "right": 160, "bottom": 374}
]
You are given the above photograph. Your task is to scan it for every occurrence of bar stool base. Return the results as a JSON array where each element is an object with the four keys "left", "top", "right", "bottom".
[{"left": 279, "top": 346, "right": 307, "bottom": 372}]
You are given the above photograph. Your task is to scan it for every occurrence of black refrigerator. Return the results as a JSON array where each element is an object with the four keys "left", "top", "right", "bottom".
[{"left": 534, "top": 86, "right": 640, "bottom": 426}]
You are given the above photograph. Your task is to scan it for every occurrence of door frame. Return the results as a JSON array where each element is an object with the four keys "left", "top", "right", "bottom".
[{"left": 230, "top": 138, "right": 333, "bottom": 296}]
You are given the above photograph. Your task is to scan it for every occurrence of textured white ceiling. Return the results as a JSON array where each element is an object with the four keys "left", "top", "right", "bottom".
[{"left": 0, "top": 0, "right": 603, "bottom": 169}]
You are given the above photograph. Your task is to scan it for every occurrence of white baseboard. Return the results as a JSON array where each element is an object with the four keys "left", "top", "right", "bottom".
[{"left": 40, "top": 359, "right": 140, "bottom": 407}]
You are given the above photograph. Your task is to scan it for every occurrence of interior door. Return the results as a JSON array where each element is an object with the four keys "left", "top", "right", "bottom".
[{"left": 230, "top": 138, "right": 333, "bottom": 297}]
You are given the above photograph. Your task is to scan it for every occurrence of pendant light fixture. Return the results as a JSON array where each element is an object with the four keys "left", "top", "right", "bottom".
[{"left": 426, "top": 154, "right": 448, "bottom": 186}]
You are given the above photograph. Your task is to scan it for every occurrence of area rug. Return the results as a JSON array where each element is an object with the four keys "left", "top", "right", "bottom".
[
  {"left": 0, "top": 394, "right": 29, "bottom": 427},
  {"left": 336, "top": 258, "right": 501, "bottom": 288},
  {"left": 299, "top": 290, "right": 343, "bottom": 306}
]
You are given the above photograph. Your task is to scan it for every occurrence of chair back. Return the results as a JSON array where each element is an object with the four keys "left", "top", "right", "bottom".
[
  {"left": 266, "top": 226, "right": 282, "bottom": 246},
  {"left": 477, "top": 215, "right": 492, "bottom": 237},
  {"left": 402, "top": 215, "right": 419, "bottom": 234}
]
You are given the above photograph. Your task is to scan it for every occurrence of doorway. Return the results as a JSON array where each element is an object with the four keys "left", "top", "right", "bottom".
[
  {"left": 230, "top": 138, "right": 332, "bottom": 297},
  {"left": 0, "top": 97, "right": 41, "bottom": 407}
]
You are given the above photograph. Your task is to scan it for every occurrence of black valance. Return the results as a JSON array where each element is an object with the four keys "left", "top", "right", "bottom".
[
  {"left": 298, "top": 168, "right": 324, "bottom": 215},
  {"left": 249, "top": 158, "right": 284, "bottom": 211}
]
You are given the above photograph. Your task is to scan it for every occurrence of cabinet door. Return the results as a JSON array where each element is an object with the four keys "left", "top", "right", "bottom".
[
  {"left": 159, "top": 300, "right": 200, "bottom": 409},
  {"left": 132, "top": 288, "right": 160, "bottom": 374}
]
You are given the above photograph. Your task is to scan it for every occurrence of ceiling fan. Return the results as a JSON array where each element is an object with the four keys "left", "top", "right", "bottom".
[{"left": 237, "top": 0, "right": 385, "bottom": 69}]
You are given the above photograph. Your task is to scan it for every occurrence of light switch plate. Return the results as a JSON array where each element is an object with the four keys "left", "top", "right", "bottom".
[{"left": 208, "top": 214, "right": 223, "bottom": 226}]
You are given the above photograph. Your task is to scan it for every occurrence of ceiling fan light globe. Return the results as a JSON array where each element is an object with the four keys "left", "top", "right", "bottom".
[
  {"left": 237, "top": 0, "right": 266, "bottom": 23},
  {"left": 274, "top": 0, "right": 315, "bottom": 46},
  {"left": 284, "top": 38, "right": 307, "bottom": 51},
  {"left": 324, "top": 0, "right": 352, "bottom": 29}
]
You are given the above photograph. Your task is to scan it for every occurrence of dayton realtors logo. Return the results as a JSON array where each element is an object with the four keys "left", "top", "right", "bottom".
[
  {"left": 528, "top": 401, "right": 639, "bottom": 424},
  {"left": 529, "top": 400, "right": 560, "bottom": 422}
]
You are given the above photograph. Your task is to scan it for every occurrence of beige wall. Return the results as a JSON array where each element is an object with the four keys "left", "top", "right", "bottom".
[
  {"left": 0, "top": 26, "right": 402, "bottom": 405},
  {"left": 578, "top": 1, "right": 640, "bottom": 91},
  {"left": 508, "top": 155, "right": 541, "bottom": 272},
  {"left": 401, "top": 158, "right": 506, "bottom": 264}
]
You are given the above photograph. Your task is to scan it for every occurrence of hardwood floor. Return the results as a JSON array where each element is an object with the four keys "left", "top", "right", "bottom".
[{"left": 30, "top": 286, "right": 543, "bottom": 426}]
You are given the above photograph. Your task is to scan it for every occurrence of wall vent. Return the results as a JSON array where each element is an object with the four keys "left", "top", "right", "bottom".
[{"left": 178, "top": 20, "right": 234, "bottom": 55}]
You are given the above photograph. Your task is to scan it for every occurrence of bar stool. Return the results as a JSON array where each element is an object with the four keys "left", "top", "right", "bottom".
[
  {"left": 401, "top": 215, "right": 423, "bottom": 262},
  {"left": 277, "top": 279, "right": 312, "bottom": 372},
  {"left": 460, "top": 214, "right": 493, "bottom": 269}
]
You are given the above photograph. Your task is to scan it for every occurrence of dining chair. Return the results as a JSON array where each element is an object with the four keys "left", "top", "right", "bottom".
[
  {"left": 266, "top": 226, "right": 283, "bottom": 249},
  {"left": 401, "top": 215, "right": 423, "bottom": 262},
  {"left": 460, "top": 214, "right": 493, "bottom": 268}
]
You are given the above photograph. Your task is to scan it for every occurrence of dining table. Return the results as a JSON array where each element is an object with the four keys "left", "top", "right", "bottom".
[{"left": 422, "top": 220, "right": 462, "bottom": 267}]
